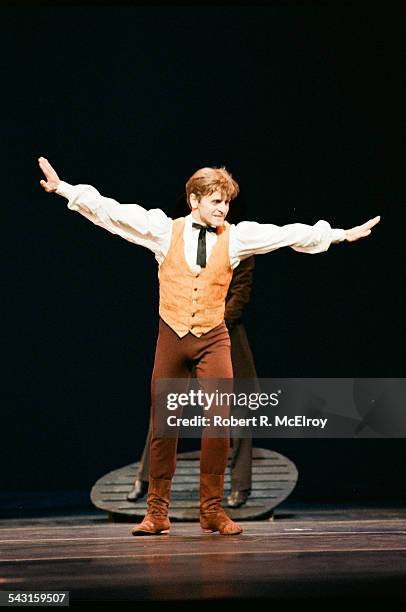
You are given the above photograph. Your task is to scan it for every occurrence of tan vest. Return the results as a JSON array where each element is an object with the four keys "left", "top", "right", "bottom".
[{"left": 158, "top": 218, "right": 233, "bottom": 338}]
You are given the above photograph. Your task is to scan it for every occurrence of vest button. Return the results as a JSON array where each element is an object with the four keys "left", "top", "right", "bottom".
[
  {"left": 194, "top": 287, "right": 198, "bottom": 291},
  {"left": 192, "top": 313, "right": 195, "bottom": 317}
]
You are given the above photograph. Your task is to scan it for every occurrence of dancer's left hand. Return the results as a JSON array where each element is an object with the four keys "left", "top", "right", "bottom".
[{"left": 345, "top": 216, "right": 380, "bottom": 242}]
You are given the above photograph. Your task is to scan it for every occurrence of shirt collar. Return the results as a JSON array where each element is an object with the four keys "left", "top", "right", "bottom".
[{"left": 187, "top": 212, "right": 218, "bottom": 231}]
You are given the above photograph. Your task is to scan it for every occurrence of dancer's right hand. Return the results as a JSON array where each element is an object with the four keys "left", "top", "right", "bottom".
[{"left": 38, "top": 157, "right": 60, "bottom": 192}]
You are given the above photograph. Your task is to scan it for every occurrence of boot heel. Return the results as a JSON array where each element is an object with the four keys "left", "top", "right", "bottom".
[{"left": 200, "top": 473, "right": 243, "bottom": 535}]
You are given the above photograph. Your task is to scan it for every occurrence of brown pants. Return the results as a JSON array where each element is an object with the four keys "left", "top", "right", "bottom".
[
  {"left": 138, "top": 321, "right": 258, "bottom": 491},
  {"left": 149, "top": 318, "right": 233, "bottom": 480}
]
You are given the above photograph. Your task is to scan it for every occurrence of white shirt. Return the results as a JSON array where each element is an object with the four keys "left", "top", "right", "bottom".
[{"left": 56, "top": 181, "right": 346, "bottom": 271}]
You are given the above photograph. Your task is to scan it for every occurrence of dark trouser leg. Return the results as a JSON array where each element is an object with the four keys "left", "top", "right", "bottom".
[
  {"left": 149, "top": 320, "right": 191, "bottom": 481},
  {"left": 196, "top": 324, "right": 233, "bottom": 475},
  {"left": 195, "top": 323, "right": 242, "bottom": 535},
  {"left": 136, "top": 420, "right": 152, "bottom": 482},
  {"left": 229, "top": 323, "right": 259, "bottom": 492},
  {"left": 230, "top": 437, "right": 253, "bottom": 491},
  {"left": 132, "top": 319, "right": 191, "bottom": 536},
  {"left": 127, "top": 418, "right": 151, "bottom": 501}
]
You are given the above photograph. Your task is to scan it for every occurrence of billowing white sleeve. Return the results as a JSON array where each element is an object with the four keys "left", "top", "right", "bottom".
[
  {"left": 230, "top": 219, "right": 346, "bottom": 263},
  {"left": 56, "top": 181, "right": 172, "bottom": 262}
]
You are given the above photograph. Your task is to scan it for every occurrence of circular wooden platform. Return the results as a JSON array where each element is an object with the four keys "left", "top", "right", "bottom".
[{"left": 90, "top": 448, "right": 298, "bottom": 521}]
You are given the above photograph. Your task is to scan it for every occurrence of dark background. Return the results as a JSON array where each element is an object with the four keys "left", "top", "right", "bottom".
[{"left": 2, "top": 2, "right": 405, "bottom": 508}]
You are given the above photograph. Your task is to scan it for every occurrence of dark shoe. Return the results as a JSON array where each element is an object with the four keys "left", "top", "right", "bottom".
[
  {"left": 227, "top": 489, "right": 250, "bottom": 508},
  {"left": 200, "top": 473, "right": 243, "bottom": 535},
  {"left": 127, "top": 479, "right": 149, "bottom": 502},
  {"left": 131, "top": 478, "right": 172, "bottom": 536}
]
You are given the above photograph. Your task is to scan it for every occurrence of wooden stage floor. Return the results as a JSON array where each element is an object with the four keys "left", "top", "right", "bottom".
[{"left": 1, "top": 504, "right": 406, "bottom": 607}]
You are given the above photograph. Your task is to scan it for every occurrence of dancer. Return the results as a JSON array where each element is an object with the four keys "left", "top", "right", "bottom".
[
  {"left": 127, "top": 255, "right": 259, "bottom": 508},
  {"left": 38, "top": 156, "right": 380, "bottom": 535}
]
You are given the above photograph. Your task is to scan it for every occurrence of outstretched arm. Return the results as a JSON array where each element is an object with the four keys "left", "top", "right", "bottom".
[
  {"left": 38, "top": 157, "right": 172, "bottom": 261},
  {"left": 230, "top": 214, "right": 380, "bottom": 261}
]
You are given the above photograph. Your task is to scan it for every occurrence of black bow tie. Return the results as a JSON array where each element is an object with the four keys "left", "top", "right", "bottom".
[{"left": 192, "top": 222, "right": 217, "bottom": 268}]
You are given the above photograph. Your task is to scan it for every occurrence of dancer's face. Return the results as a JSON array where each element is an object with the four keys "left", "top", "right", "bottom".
[{"left": 190, "top": 191, "right": 230, "bottom": 228}]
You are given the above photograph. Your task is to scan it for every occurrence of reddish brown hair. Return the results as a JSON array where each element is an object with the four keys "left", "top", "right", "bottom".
[{"left": 185, "top": 167, "right": 240, "bottom": 208}]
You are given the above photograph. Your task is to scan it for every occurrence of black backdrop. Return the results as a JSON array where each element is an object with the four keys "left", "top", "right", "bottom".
[{"left": 2, "top": 3, "right": 405, "bottom": 505}]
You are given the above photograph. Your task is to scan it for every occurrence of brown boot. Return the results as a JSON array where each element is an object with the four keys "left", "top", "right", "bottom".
[
  {"left": 131, "top": 478, "right": 171, "bottom": 536},
  {"left": 200, "top": 473, "right": 243, "bottom": 535}
]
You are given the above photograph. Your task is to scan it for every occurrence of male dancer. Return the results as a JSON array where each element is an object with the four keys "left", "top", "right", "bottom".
[
  {"left": 38, "top": 156, "right": 380, "bottom": 535},
  {"left": 127, "top": 255, "right": 258, "bottom": 508}
]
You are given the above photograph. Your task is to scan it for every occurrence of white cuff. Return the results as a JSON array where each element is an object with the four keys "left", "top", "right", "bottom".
[
  {"left": 55, "top": 181, "right": 74, "bottom": 199},
  {"left": 331, "top": 228, "right": 346, "bottom": 243}
]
